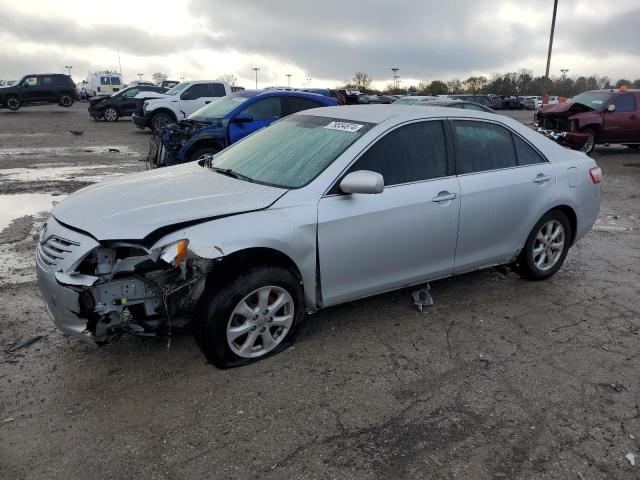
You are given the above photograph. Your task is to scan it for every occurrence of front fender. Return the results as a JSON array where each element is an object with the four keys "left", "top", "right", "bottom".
[{"left": 150, "top": 204, "right": 318, "bottom": 307}]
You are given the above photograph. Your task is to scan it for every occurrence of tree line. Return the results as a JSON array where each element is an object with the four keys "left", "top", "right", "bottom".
[{"left": 342, "top": 70, "right": 640, "bottom": 97}]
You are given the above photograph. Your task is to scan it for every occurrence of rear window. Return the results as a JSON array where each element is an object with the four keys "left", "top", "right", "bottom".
[
  {"left": 100, "top": 77, "right": 110, "bottom": 85},
  {"left": 453, "top": 120, "right": 517, "bottom": 174},
  {"left": 209, "top": 83, "right": 227, "bottom": 97}
]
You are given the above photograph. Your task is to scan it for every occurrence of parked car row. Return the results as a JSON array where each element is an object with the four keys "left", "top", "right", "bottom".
[{"left": 37, "top": 103, "right": 602, "bottom": 367}]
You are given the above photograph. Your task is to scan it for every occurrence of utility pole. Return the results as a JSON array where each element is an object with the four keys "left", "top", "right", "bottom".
[
  {"left": 117, "top": 48, "right": 122, "bottom": 74},
  {"left": 252, "top": 67, "right": 260, "bottom": 91},
  {"left": 391, "top": 67, "right": 399, "bottom": 93},
  {"left": 286, "top": 74, "right": 292, "bottom": 88},
  {"left": 65, "top": 65, "right": 73, "bottom": 76},
  {"left": 545, "top": 0, "right": 559, "bottom": 79}
]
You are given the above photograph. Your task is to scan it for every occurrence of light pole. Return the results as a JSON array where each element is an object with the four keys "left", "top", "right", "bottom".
[
  {"left": 545, "top": 0, "right": 559, "bottom": 79},
  {"left": 391, "top": 67, "right": 399, "bottom": 93},
  {"left": 286, "top": 74, "right": 292, "bottom": 88},
  {"left": 65, "top": 65, "right": 73, "bottom": 76},
  {"left": 560, "top": 68, "right": 569, "bottom": 79},
  {"left": 306, "top": 77, "right": 312, "bottom": 87},
  {"left": 137, "top": 73, "right": 144, "bottom": 81},
  {"left": 252, "top": 67, "right": 260, "bottom": 91}
]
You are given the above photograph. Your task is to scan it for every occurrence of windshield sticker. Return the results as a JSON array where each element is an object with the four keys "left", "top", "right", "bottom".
[
  {"left": 591, "top": 100, "right": 603, "bottom": 104},
  {"left": 324, "top": 121, "right": 364, "bottom": 133}
]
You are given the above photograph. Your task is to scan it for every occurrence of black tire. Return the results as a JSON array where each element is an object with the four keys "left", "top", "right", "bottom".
[
  {"left": 59, "top": 94, "right": 74, "bottom": 107},
  {"left": 5, "top": 95, "right": 21, "bottom": 111},
  {"left": 151, "top": 112, "right": 174, "bottom": 132},
  {"left": 580, "top": 127, "right": 596, "bottom": 155},
  {"left": 103, "top": 107, "right": 119, "bottom": 122},
  {"left": 195, "top": 266, "right": 304, "bottom": 368},
  {"left": 514, "top": 210, "right": 572, "bottom": 281},
  {"left": 190, "top": 146, "right": 219, "bottom": 162}
]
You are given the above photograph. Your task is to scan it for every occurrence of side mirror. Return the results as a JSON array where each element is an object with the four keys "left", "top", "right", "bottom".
[
  {"left": 232, "top": 113, "right": 253, "bottom": 123},
  {"left": 339, "top": 170, "right": 384, "bottom": 195},
  {"left": 607, "top": 104, "right": 616, "bottom": 112}
]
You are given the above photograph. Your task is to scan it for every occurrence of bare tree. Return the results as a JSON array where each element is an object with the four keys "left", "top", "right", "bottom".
[
  {"left": 152, "top": 72, "right": 168, "bottom": 84},
  {"left": 218, "top": 73, "right": 238, "bottom": 87},
  {"left": 352, "top": 72, "right": 372, "bottom": 91}
]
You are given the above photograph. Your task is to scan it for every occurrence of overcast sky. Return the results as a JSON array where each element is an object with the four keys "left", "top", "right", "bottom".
[{"left": 0, "top": 0, "right": 638, "bottom": 89}]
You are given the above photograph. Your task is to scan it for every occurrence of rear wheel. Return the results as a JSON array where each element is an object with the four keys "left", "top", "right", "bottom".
[
  {"left": 151, "top": 112, "right": 174, "bottom": 132},
  {"left": 59, "top": 94, "right": 74, "bottom": 107},
  {"left": 580, "top": 127, "right": 596, "bottom": 155},
  {"left": 514, "top": 210, "right": 572, "bottom": 281},
  {"left": 195, "top": 266, "right": 303, "bottom": 368},
  {"left": 6, "top": 96, "right": 21, "bottom": 111},
  {"left": 103, "top": 107, "right": 119, "bottom": 122},
  {"left": 191, "top": 146, "right": 219, "bottom": 162}
]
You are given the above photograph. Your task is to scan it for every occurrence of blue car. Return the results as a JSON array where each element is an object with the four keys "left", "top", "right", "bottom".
[{"left": 147, "top": 90, "right": 337, "bottom": 167}]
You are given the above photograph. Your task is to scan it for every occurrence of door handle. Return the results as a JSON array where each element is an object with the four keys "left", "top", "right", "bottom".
[
  {"left": 631, "top": 115, "right": 638, "bottom": 120},
  {"left": 432, "top": 192, "right": 457, "bottom": 203},
  {"left": 533, "top": 174, "right": 552, "bottom": 184}
]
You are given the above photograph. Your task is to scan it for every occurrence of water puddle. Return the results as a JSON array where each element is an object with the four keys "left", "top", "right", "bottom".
[
  {"left": 0, "top": 193, "right": 64, "bottom": 231},
  {"left": 0, "top": 163, "right": 138, "bottom": 183},
  {"left": 0, "top": 145, "right": 141, "bottom": 156}
]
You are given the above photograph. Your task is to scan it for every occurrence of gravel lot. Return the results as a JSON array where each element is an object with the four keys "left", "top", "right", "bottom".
[{"left": 1, "top": 103, "right": 639, "bottom": 480}]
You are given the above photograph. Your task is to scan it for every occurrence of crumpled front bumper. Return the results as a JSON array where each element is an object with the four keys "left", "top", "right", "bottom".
[
  {"left": 132, "top": 113, "right": 150, "bottom": 130},
  {"left": 533, "top": 125, "right": 590, "bottom": 150}
]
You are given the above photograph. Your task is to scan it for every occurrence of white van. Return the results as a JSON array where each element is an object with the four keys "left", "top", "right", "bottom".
[{"left": 81, "top": 71, "right": 126, "bottom": 97}]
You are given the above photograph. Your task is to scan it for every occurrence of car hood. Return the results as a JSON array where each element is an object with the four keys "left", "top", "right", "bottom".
[
  {"left": 539, "top": 102, "right": 594, "bottom": 116},
  {"left": 53, "top": 162, "right": 287, "bottom": 241},
  {"left": 135, "top": 92, "right": 170, "bottom": 101}
]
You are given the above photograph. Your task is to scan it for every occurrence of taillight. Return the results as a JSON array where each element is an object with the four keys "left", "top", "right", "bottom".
[{"left": 589, "top": 166, "right": 602, "bottom": 184}]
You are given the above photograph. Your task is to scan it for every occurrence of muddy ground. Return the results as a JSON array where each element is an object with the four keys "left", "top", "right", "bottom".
[{"left": 0, "top": 104, "right": 639, "bottom": 480}]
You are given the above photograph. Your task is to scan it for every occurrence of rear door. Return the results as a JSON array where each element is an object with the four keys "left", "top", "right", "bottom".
[
  {"left": 228, "top": 96, "right": 283, "bottom": 144},
  {"left": 452, "top": 120, "right": 555, "bottom": 273},
  {"left": 283, "top": 96, "right": 326, "bottom": 115},
  {"left": 602, "top": 93, "right": 638, "bottom": 142},
  {"left": 317, "top": 120, "right": 460, "bottom": 306}
]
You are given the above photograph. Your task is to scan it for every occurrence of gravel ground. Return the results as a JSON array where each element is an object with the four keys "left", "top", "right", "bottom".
[{"left": 1, "top": 104, "right": 639, "bottom": 480}]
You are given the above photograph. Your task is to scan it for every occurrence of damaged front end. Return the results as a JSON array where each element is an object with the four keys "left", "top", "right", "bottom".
[
  {"left": 38, "top": 228, "right": 210, "bottom": 344},
  {"left": 534, "top": 127, "right": 590, "bottom": 151},
  {"left": 146, "top": 120, "right": 210, "bottom": 168},
  {"left": 533, "top": 102, "right": 596, "bottom": 151}
]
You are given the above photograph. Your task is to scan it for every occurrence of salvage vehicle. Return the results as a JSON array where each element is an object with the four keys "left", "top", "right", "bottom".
[
  {"left": 414, "top": 99, "right": 494, "bottom": 113},
  {"left": 0, "top": 74, "right": 77, "bottom": 111},
  {"left": 132, "top": 80, "right": 231, "bottom": 132},
  {"left": 534, "top": 88, "right": 640, "bottom": 154},
  {"left": 394, "top": 95, "right": 438, "bottom": 105},
  {"left": 147, "top": 90, "right": 336, "bottom": 167},
  {"left": 88, "top": 84, "right": 167, "bottom": 122},
  {"left": 36, "top": 105, "right": 601, "bottom": 368}
]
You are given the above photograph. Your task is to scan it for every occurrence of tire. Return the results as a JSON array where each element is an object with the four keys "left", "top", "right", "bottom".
[
  {"left": 103, "top": 107, "right": 119, "bottom": 122},
  {"left": 580, "top": 127, "right": 596, "bottom": 155},
  {"left": 151, "top": 112, "right": 174, "bottom": 132},
  {"left": 59, "top": 94, "right": 74, "bottom": 107},
  {"left": 514, "top": 210, "right": 572, "bottom": 281},
  {"left": 5, "top": 96, "right": 21, "bottom": 111},
  {"left": 195, "top": 266, "right": 304, "bottom": 368},
  {"left": 190, "top": 146, "right": 219, "bottom": 162}
]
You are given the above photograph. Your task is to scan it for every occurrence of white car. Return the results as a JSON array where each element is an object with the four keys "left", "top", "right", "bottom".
[
  {"left": 132, "top": 80, "right": 231, "bottom": 132},
  {"left": 81, "top": 71, "right": 125, "bottom": 97}
]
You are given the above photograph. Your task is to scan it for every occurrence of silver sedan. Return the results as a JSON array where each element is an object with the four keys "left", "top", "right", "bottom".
[{"left": 36, "top": 105, "right": 601, "bottom": 367}]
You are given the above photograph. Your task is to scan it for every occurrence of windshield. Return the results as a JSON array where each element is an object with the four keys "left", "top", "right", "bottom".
[
  {"left": 165, "top": 82, "right": 190, "bottom": 96},
  {"left": 188, "top": 95, "right": 250, "bottom": 122},
  {"left": 394, "top": 97, "right": 420, "bottom": 105},
  {"left": 211, "top": 115, "right": 374, "bottom": 188},
  {"left": 570, "top": 92, "right": 611, "bottom": 109}
]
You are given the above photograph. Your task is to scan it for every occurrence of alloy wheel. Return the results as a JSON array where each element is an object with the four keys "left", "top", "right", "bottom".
[
  {"left": 7, "top": 98, "right": 20, "bottom": 110},
  {"left": 226, "top": 286, "right": 294, "bottom": 359},
  {"left": 581, "top": 133, "right": 594, "bottom": 153},
  {"left": 104, "top": 108, "right": 118, "bottom": 122},
  {"left": 60, "top": 95, "right": 73, "bottom": 107},
  {"left": 532, "top": 220, "right": 565, "bottom": 271},
  {"left": 153, "top": 115, "right": 170, "bottom": 131}
]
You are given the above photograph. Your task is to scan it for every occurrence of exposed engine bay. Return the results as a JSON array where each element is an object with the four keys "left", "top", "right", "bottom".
[{"left": 146, "top": 120, "right": 210, "bottom": 168}]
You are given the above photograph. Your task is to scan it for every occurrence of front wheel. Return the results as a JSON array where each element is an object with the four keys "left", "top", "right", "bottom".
[
  {"left": 195, "top": 266, "right": 304, "bottom": 368},
  {"left": 191, "top": 146, "right": 219, "bottom": 162},
  {"left": 59, "top": 94, "right": 74, "bottom": 107},
  {"left": 151, "top": 112, "right": 173, "bottom": 132},
  {"left": 580, "top": 128, "right": 596, "bottom": 155},
  {"left": 514, "top": 210, "right": 572, "bottom": 281},
  {"left": 103, "top": 107, "right": 119, "bottom": 122},
  {"left": 6, "top": 96, "right": 21, "bottom": 111}
]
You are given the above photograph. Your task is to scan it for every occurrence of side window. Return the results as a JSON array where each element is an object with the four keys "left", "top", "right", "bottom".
[
  {"left": 513, "top": 135, "right": 545, "bottom": 166},
  {"left": 241, "top": 97, "right": 282, "bottom": 121},
  {"left": 208, "top": 83, "right": 227, "bottom": 97},
  {"left": 613, "top": 93, "right": 636, "bottom": 113},
  {"left": 100, "top": 77, "right": 110, "bottom": 85},
  {"left": 181, "top": 84, "right": 208, "bottom": 100},
  {"left": 42, "top": 76, "right": 53, "bottom": 86},
  {"left": 347, "top": 121, "right": 447, "bottom": 186},
  {"left": 124, "top": 88, "right": 139, "bottom": 97},
  {"left": 285, "top": 96, "right": 324, "bottom": 114},
  {"left": 110, "top": 77, "right": 121, "bottom": 86},
  {"left": 23, "top": 77, "right": 38, "bottom": 87},
  {"left": 453, "top": 120, "right": 517, "bottom": 174}
]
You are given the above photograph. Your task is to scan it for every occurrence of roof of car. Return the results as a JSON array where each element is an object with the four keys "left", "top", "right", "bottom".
[
  {"left": 304, "top": 104, "right": 498, "bottom": 123},
  {"left": 232, "top": 90, "right": 335, "bottom": 102}
]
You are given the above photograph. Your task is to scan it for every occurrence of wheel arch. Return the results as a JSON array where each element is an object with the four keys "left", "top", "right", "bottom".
[
  {"left": 185, "top": 137, "right": 224, "bottom": 159},
  {"left": 149, "top": 107, "right": 177, "bottom": 121},
  {"left": 579, "top": 123, "right": 602, "bottom": 142},
  {"left": 534, "top": 204, "right": 578, "bottom": 246}
]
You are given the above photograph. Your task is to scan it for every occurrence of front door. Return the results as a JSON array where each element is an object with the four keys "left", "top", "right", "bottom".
[
  {"left": 228, "top": 97, "right": 283, "bottom": 144},
  {"left": 119, "top": 88, "right": 140, "bottom": 115},
  {"left": 19, "top": 76, "right": 43, "bottom": 102},
  {"left": 178, "top": 84, "right": 210, "bottom": 119},
  {"left": 318, "top": 120, "right": 460, "bottom": 306},
  {"left": 451, "top": 120, "right": 555, "bottom": 273},
  {"left": 602, "top": 93, "right": 638, "bottom": 142}
]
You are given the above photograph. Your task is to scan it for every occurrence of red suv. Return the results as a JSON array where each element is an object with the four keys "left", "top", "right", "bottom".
[{"left": 534, "top": 88, "right": 640, "bottom": 154}]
